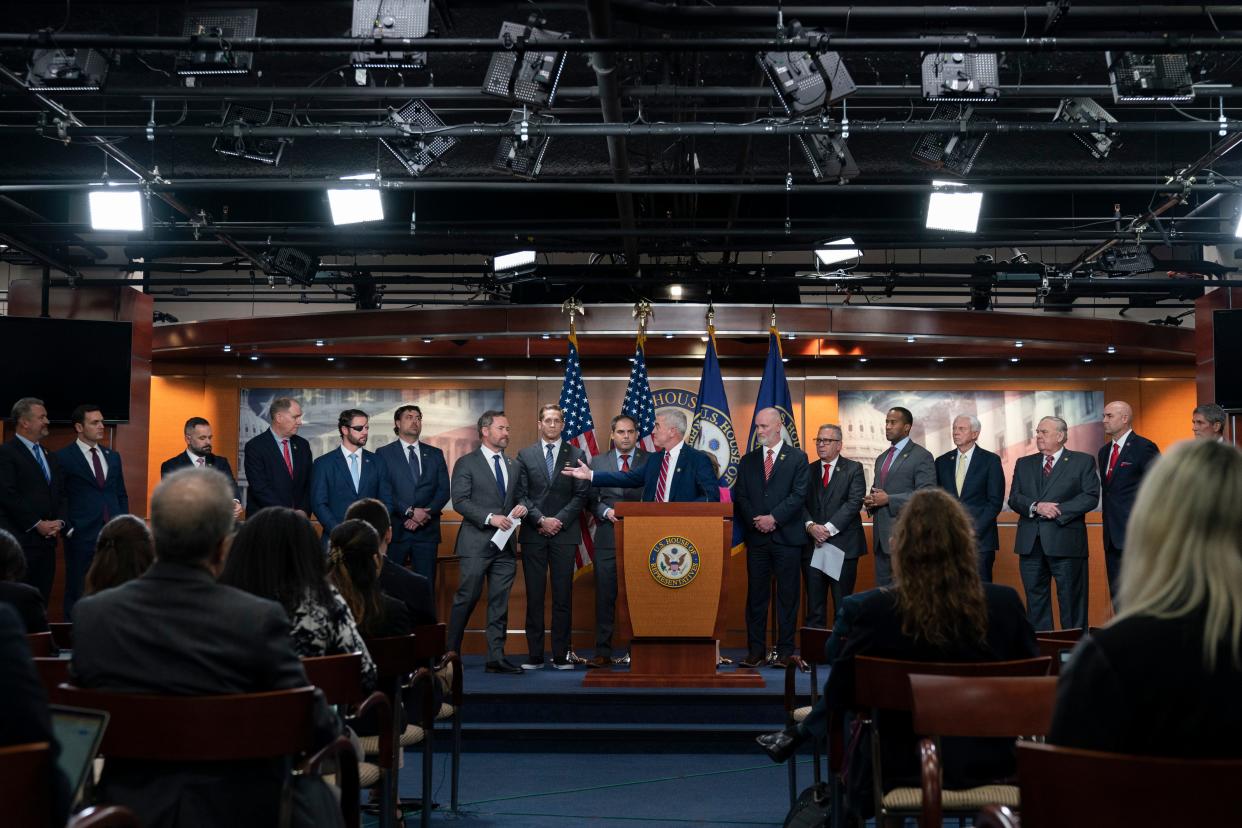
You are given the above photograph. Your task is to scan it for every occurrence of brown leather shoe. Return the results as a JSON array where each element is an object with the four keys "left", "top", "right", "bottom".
[{"left": 583, "top": 656, "right": 613, "bottom": 669}]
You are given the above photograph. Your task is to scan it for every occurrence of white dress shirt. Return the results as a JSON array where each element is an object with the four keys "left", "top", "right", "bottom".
[{"left": 76, "top": 438, "right": 108, "bottom": 479}]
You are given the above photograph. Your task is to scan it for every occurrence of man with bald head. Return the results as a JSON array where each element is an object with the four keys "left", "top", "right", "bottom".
[{"left": 1098, "top": 400, "right": 1160, "bottom": 609}]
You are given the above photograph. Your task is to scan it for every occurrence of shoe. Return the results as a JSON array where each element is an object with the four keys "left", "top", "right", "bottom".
[
  {"left": 770, "top": 655, "right": 791, "bottom": 669},
  {"left": 756, "top": 728, "right": 805, "bottom": 764},
  {"left": 738, "top": 652, "right": 765, "bottom": 668},
  {"left": 583, "top": 656, "right": 612, "bottom": 669},
  {"left": 485, "top": 660, "right": 523, "bottom": 674},
  {"left": 551, "top": 659, "right": 574, "bottom": 670},
  {"left": 521, "top": 658, "right": 546, "bottom": 670}
]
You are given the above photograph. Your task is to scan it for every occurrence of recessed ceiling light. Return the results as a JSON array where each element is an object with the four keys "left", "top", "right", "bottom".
[
  {"left": 664, "top": 333, "right": 674, "bottom": 339},
  {"left": 541, "top": 333, "right": 551, "bottom": 340},
  {"left": 421, "top": 337, "right": 432, "bottom": 344},
  {"left": 906, "top": 336, "right": 916, "bottom": 343},
  {"left": 700, "top": 336, "right": 709, "bottom": 342},
  {"left": 1015, "top": 340, "right": 1024, "bottom": 348},
  {"left": 782, "top": 357, "right": 790, "bottom": 363},
  {"left": 936, "top": 357, "right": 945, "bottom": 363},
  {"left": 223, "top": 345, "right": 232, "bottom": 353},
  {"left": 554, "top": 357, "right": 563, "bottom": 363},
  {"left": 400, "top": 356, "right": 410, "bottom": 362},
  {"left": 250, "top": 354, "right": 260, "bottom": 361},
  {"left": 315, "top": 339, "right": 325, "bottom": 347},
  {"left": 1010, "top": 357, "right": 1020, "bottom": 363},
  {"left": 859, "top": 357, "right": 868, "bottom": 363},
  {"left": 326, "top": 357, "right": 335, "bottom": 362},
  {"left": 786, "top": 332, "right": 796, "bottom": 340},
  {"left": 1082, "top": 357, "right": 1094, "bottom": 363},
  {"left": 475, "top": 356, "right": 485, "bottom": 362},
  {"left": 1106, "top": 345, "right": 1117, "bottom": 354}
]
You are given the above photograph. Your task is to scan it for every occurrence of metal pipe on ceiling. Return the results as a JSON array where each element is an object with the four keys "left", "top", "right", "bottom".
[{"left": 586, "top": 0, "right": 638, "bottom": 266}]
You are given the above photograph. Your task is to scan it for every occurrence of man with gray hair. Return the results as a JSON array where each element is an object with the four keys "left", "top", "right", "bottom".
[
  {"left": 564, "top": 410, "right": 718, "bottom": 502},
  {"left": 243, "top": 395, "right": 313, "bottom": 515},
  {"left": 935, "top": 414, "right": 1005, "bottom": 582},
  {"left": 1008, "top": 416, "right": 1101, "bottom": 630},
  {"left": 71, "top": 467, "right": 340, "bottom": 825},
  {"left": 0, "top": 397, "right": 68, "bottom": 600},
  {"left": 1191, "top": 403, "right": 1228, "bottom": 442}
]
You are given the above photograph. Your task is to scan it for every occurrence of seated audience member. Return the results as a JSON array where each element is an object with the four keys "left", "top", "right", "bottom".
[
  {"left": 757, "top": 488, "right": 1037, "bottom": 796},
  {"left": 0, "top": 604, "right": 70, "bottom": 825},
  {"left": 1050, "top": 439, "right": 1242, "bottom": 756},
  {"left": 345, "top": 498, "right": 436, "bottom": 625},
  {"left": 0, "top": 528, "right": 48, "bottom": 633},
  {"left": 218, "top": 507, "right": 376, "bottom": 691},
  {"left": 71, "top": 467, "right": 341, "bottom": 828},
  {"left": 83, "top": 515, "right": 155, "bottom": 598},
  {"left": 327, "top": 519, "right": 412, "bottom": 640}
]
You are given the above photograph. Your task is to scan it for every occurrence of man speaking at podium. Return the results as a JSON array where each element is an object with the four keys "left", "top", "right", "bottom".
[{"left": 563, "top": 410, "right": 719, "bottom": 503}]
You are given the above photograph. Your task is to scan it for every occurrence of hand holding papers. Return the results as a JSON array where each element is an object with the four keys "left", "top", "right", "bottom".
[
  {"left": 490, "top": 509, "right": 523, "bottom": 547},
  {"left": 810, "top": 540, "right": 846, "bottom": 581}
]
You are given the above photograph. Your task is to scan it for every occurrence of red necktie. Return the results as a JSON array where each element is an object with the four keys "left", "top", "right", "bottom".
[
  {"left": 620, "top": 454, "right": 631, "bottom": 472},
  {"left": 91, "top": 447, "right": 110, "bottom": 522},
  {"left": 1043, "top": 454, "right": 1054, "bottom": 478},
  {"left": 764, "top": 448, "right": 774, "bottom": 481},
  {"left": 1105, "top": 442, "right": 1120, "bottom": 482},
  {"left": 281, "top": 439, "right": 294, "bottom": 477},
  {"left": 654, "top": 453, "right": 670, "bottom": 502},
  {"left": 879, "top": 446, "right": 897, "bottom": 486},
  {"left": 822, "top": 462, "right": 832, "bottom": 488}
]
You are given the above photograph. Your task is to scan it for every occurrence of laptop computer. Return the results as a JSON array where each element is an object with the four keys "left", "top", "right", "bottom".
[{"left": 49, "top": 705, "right": 109, "bottom": 803}]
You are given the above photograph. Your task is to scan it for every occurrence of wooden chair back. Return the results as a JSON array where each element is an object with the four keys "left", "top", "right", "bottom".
[
  {"left": 364, "top": 635, "right": 420, "bottom": 682},
  {"left": 48, "top": 622, "right": 73, "bottom": 651},
  {"left": 1032, "top": 627, "right": 1083, "bottom": 642},
  {"left": 1035, "top": 638, "right": 1076, "bottom": 675},
  {"left": 33, "top": 657, "right": 70, "bottom": 697},
  {"left": 798, "top": 626, "right": 832, "bottom": 665},
  {"left": 910, "top": 675, "right": 1058, "bottom": 738},
  {"left": 411, "top": 623, "right": 447, "bottom": 662},
  {"left": 1014, "top": 742, "right": 1242, "bottom": 827},
  {"left": 26, "top": 632, "right": 54, "bottom": 657},
  {"left": 301, "top": 653, "right": 366, "bottom": 706},
  {"left": 853, "top": 656, "right": 1052, "bottom": 712},
  {"left": 0, "top": 742, "right": 51, "bottom": 828}
]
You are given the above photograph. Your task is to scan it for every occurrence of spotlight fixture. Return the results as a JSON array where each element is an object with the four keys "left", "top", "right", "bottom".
[
  {"left": 858, "top": 357, "right": 868, "bottom": 363},
  {"left": 814, "top": 238, "right": 861, "bottom": 267},
  {"left": 1106, "top": 52, "right": 1194, "bottom": 103},
  {"left": 153, "top": 310, "right": 179, "bottom": 324},
  {"left": 669, "top": 284, "right": 684, "bottom": 299},
  {"left": 1010, "top": 357, "right": 1020, "bottom": 363},
  {"left": 936, "top": 357, "right": 946, "bottom": 363},
  {"left": 327, "top": 173, "right": 384, "bottom": 225},
  {"left": 912, "top": 103, "right": 987, "bottom": 176},
  {"left": 925, "top": 180, "right": 983, "bottom": 233},
  {"left": 347, "top": 271, "right": 384, "bottom": 310},
  {"left": 493, "top": 109, "right": 555, "bottom": 179},
  {"left": 263, "top": 247, "right": 320, "bottom": 287},
  {"left": 1234, "top": 212, "right": 1242, "bottom": 239},
  {"left": 757, "top": 22, "right": 856, "bottom": 115},
  {"left": 906, "top": 336, "right": 916, "bottom": 343},
  {"left": 26, "top": 48, "right": 109, "bottom": 91},
  {"left": 482, "top": 19, "right": 569, "bottom": 107},
  {"left": 212, "top": 104, "right": 293, "bottom": 165},
  {"left": 921, "top": 50, "right": 999, "bottom": 102},
  {"left": 176, "top": 8, "right": 258, "bottom": 77},
  {"left": 798, "top": 131, "right": 859, "bottom": 183},
  {"left": 401, "top": 356, "right": 410, "bottom": 361},
  {"left": 1098, "top": 244, "right": 1155, "bottom": 275},
  {"left": 223, "top": 345, "right": 232, "bottom": 352},
  {"left": 350, "top": 0, "right": 430, "bottom": 70},
  {"left": 493, "top": 250, "right": 537, "bottom": 277},
  {"left": 250, "top": 354, "right": 260, "bottom": 361},
  {"left": 1015, "top": 340, "right": 1024, "bottom": 348},
  {"left": 1054, "top": 97, "right": 1119, "bottom": 160},
  {"left": 1082, "top": 357, "right": 1094, "bottom": 363},
  {"left": 1106, "top": 345, "right": 1117, "bottom": 354},
  {"left": 381, "top": 99, "right": 457, "bottom": 175},
  {"left": 969, "top": 282, "right": 992, "bottom": 311},
  {"left": 88, "top": 189, "right": 144, "bottom": 232}
]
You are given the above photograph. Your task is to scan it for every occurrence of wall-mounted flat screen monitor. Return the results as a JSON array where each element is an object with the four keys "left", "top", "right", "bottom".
[{"left": 0, "top": 317, "right": 132, "bottom": 423}]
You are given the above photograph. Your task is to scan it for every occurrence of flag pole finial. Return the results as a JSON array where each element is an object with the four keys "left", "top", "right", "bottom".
[
  {"left": 770, "top": 304, "right": 777, "bottom": 329},
  {"left": 633, "top": 300, "right": 653, "bottom": 334},
  {"left": 706, "top": 303, "right": 716, "bottom": 332},
  {"left": 561, "top": 298, "right": 585, "bottom": 333}
]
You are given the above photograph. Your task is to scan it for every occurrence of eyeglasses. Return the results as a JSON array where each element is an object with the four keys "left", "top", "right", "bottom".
[
  {"left": 815, "top": 438, "right": 841, "bottom": 444},
  {"left": 347, "top": 424, "right": 369, "bottom": 432}
]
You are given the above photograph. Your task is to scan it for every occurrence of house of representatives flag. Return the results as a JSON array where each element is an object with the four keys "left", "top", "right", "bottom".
[
  {"left": 621, "top": 333, "right": 657, "bottom": 452},
  {"left": 689, "top": 323, "right": 744, "bottom": 551},
  {"left": 558, "top": 330, "right": 601, "bottom": 571},
  {"left": 747, "top": 326, "right": 801, "bottom": 451}
]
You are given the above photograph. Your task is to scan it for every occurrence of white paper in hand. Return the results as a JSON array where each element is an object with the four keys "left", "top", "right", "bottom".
[
  {"left": 810, "top": 541, "right": 846, "bottom": 580},
  {"left": 490, "top": 516, "right": 521, "bottom": 548}
]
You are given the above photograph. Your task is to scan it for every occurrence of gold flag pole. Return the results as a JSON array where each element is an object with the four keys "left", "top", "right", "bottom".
[
  {"left": 633, "top": 299, "right": 653, "bottom": 343},
  {"left": 561, "top": 297, "right": 585, "bottom": 336}
]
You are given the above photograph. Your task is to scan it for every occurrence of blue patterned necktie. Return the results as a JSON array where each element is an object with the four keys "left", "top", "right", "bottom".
[
  {"left": 545, "top": 443, "right": 555, "bottom": 481},
  {"left": 348, "top": 452, "right": 360, "bottom": 492},
  {"left": 493, "top": 453, "right": 506, "bottom": 501},
  {"left": 407, "top": 444, "right": 421, "bottom": 487},
  {"left": 33, "top": 443, "right": 50, "bottom": 483}
]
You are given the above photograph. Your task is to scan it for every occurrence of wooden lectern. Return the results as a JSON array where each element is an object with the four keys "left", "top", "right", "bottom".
[{"left": 582, "top": 502, "right": 763, "bottom": 688}]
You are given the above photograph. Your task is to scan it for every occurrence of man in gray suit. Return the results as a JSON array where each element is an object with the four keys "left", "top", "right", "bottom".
[
  {"left": 1008, "top": 415, "right": 1101, "bottom": 631},
  {"left": 447, "top": 410, "right": 529, "bottom": 674},
  {"left": 514, "top": 404, "right": 590, "bottom": 670},
  {"left": 585, "top": 414, "right": 647, "bottom": 668},
  {"left": 802, "top": 423, "right": 867, "bottom": 627},
  {"left": 864, "top": 406, "right": 936, "bottom": 586}
]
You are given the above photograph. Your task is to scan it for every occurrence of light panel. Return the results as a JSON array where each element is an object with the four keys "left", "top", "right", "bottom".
[
  {"left": 327, "top": 174, "right": 384, "bottom": 225},
  {"left": 925, "top": 183, "right": 982, "bottom": 233},
  {"left": 815, "top": 238, "right": 862, "bottom": 266},
  {"left": 494, "top": 250, "right": 536, "bottom": 272},
  {"left": 88, "top": 190, "right": 144, "bottom": 232}
]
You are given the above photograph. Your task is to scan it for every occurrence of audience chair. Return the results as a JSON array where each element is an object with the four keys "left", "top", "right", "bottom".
[
  {"left": 67, "top": 806, "right": 141, "bottom": 827},
  {"left": 1034, "top": 638, "right": 1076, "bottom": 675},
  {"left": 413, "top": 622, "right": 464, "bottom": 812},
  {"left": 33, "top": 657, "right": 70, "bottom": 697},
  {"left": 1031, "top": 627, "right": 1082, "bottom": 643},
  {"left": 302, "top": 652, "right": 393, "bottom": 828},
  {"left": 48, "top": 622, "right": 73, "bottom": 651},
  {"left": 0, "top": 741, "right": 51, "bottom": 827},
  {"left": 781, "top": 626, "right": 832, "bottom": 806},
  {"left": 976, "top": 742, "right": 1242, "bottom": 828},
  {"left": 365, "top": 635, "right": 437, "bottom": 828},
  {"left": 909, "top": 674, "right": 1058, "bottom": 828},
  {"left": 26, "top": 632, "right": 54, "bottom": 657},
  {"left": 54, "top": 685, "right": 358, "bottom": 828},
  {"left": 852, "top": 656, "right": 1051, "bottom": 827}
]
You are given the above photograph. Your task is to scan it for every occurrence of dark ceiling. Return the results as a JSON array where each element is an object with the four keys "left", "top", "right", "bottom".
[{"left": 2, "top": 1, "right": 1242, "bottom": 312}]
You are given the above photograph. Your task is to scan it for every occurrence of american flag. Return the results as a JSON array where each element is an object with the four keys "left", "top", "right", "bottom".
[
  {"left": 621, "top": 334, "right": 657, "bottom": 452},
  {"left": 558, "top": 330, "right": 601, "bottom": 571}
]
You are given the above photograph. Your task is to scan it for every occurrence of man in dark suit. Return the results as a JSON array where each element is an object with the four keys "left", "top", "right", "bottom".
[
  {"left": 936, "top": 414, "right": 1005, "bottom": 582},
  {"left": 563, "top": 410, "right": 719, "bottom": 503},
  {"left": 446, "top": 410, "right": 529, "bottom": 674},
  {"left": 1098, "top": 401, "right": 1160, "bottom": 609},
  {"left": 514, "top": 404, "right": 590, "bottom": 670},
  {"left": 864, "top": 406, "right": 936, "bottom": 586},
  {"left": 0, "top": 398, "right": 68, "bottom": 601},
  {"left": 802, "top": 423, "right": 866, "bottom": 627},
  {"left": 311, "top": 408, "right": 392, "bottom": 544},
  {"left": 734, "top": 408, "right": 811, "bottom": 668},
  {"left": 375, "top": 404, "right": 450, "bottom": 583},
  {"left": 584, "top": 414, "right": 647, "bottom": 668},
  {"left": 56, "top": 403, "right": 129, "bottom": 619},
  {"left": 159, "top": 417, "right": 244, "bottom": 520},
  {"left": 71, "top": 467, "right": 339, "bottom": 827},
  {"left": 345, "top": 498, "right": 436, "bottom": 626},
  {"left": 243, "top": 396, "right": 312, "bottom": 515},
  {"left": 1008, "top": 415, "right": 1102, "bottom": 630}
]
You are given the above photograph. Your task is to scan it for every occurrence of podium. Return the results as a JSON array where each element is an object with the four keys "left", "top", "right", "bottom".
[{"left": 582, "top": 502, "right": 763, "bottom": 688}]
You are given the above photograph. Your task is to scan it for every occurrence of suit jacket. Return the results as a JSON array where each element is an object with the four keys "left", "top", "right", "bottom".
[
  {"left": 379, "top": 558, "right": 436, "bottom": 626},
  {"left": 590, "top": 443, "right": 720, "bottom": 503},
  {"left": 588, "top": 449, "right": 648, "bottom": 550},
  {"left": 374, "top": 441, "right": 450, "bottom": 549},
  {"left": 871, "top": 440, "right": 936, "bottom": 553},
  {"left": 71, "top": 561, "right": 338, "bottom": 828},
  {"left": 451, "top": 448, "right": 521, "bottom": 557},
  {"left": 802, "top": 456, "right": 867, "bottom": 558},
  {"left": 160, "top": 452, "right": 242, "bottom": 502},
  {"left": 515, "top": 441, "right": 590, "bottom": 544},
  {"left": 0, "top": 581, "right": 49, "bottom": 633},
  {"left": 0, "top": 438, "right": 68, "bottom": 553},
  {"left": 1008, "top": 449, "right": 1101, "bottom": 558},
  {"left": 243, "top": 429, "right": 313, "bottom": 514},
  {"left": 734, "top": 443, "right": 812, "bottom": 548},
  {"left": 310, "top": 447, "right": 393, "bottom": 538},
  {"left": 1097, "top": 433, "right": 1160, "bottom": 551},
  {"left": 55, "top": 442, "right": 129, "bottom": 547},
  {"left": 935, "top": 446, "right": 1005, "bottom": 552}
]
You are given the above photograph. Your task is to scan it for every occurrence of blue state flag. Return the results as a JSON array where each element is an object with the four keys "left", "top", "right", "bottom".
[
  {"left": 747, "top": 326, "right": 801, "bottom": 451},
  {"left": 688, "top": 326, "right": 740, "bottom": 491}
]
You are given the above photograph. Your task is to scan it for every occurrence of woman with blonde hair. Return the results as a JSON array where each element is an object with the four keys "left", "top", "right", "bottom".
[{"left": 1050, "top": 439, "right": 1242, "bottom": 755}]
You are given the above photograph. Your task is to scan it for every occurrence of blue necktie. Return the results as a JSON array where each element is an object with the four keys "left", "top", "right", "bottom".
[
  {"left": 33, "top": 443, "right": 50, "bottom": 483},
  {"left": 348, "top": 452, "right": 360, "bottom": 492},
  {"left": 493, "top": 454, "right": 506, "bottom": 501},
  {"left": 545, "top": 443, "right": 555, "bottom": 481},
  {"left": 407, "top": 444, "right": 422, "bottom": 487}
]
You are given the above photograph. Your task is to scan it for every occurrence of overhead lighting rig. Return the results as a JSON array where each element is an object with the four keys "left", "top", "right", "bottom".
[
  {"left": 212, "top": 104, "right": 294, "bottom": 166},
  {"left": 380, "top": 99, "right": 457, "bottom": 175},
  {"left": 1054, "top": 97, "right": 1119, "bottom": 160},
  {"left": 176, "top": 8, "right": 258, "bottom": 78},
  {"left": 350, "top": 0, "right": 430, "bottom": 72},
  {"left": 757, "top": 22, "right": 856, "bottom": 115},
  {"left": 494, "top": 109, "right": 555, "bottom": 179},
  {"left": 921, "top": 50, "right": 1000, "bottom": 102},
  {"left": 26, "top": 48, "right": 109, "bottom": 91},
  {"left": 263, "top": 247, "right": 320, "bottom": 287},
  {"left": 1106, "top": 52, "right": 1194, "bottom": 103},
  {"left": 482, "top": 18, "right": 569, "bottom": 107},
  {"left": 1098, "top": 244, "right": 1156, "bottom": 275},
  {"left": 798, "top": 130, "right": 859, "bottom": 183},
  {"left": 912, "top": 103, "right": 988, "bottom": 177}
]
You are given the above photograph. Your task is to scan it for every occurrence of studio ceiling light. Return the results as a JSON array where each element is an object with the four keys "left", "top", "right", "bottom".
[
  {"left": 799, "top": 131, "right": 859, "bottom": 183},
  {"left": 212, "top": 104, "right": 293, "bottom": 166},
  {"left": 494, "top": 250, "right": 537, "bottom": 276},
  {"left": 88, "top": 189, "right": 144, "bottom": 232},
  {"left": 494, "top": 109, "right": 555, "bottom": 179},
  {"left": 381, "top": 100, "right": 457, "bottom": 175},
  {"left": 1055, "top": 97, "right": 1119, "bottom": 160},
  {"left": 814, "top": 238, "right": 862, "bottom": 267},
  {"left": 176, "top": 8, "right": 258, "bottom": 77},
  {"left": 1106, "top": 52, "right": 1194, "bottom": 103},
  {"left": 327, "top": 173, "right": 384, "bottom": 226},
  {"left": 926, "top": 181, "right": 983, "bottom": 233},
  {"left": 482, "top": 18, "right": 569, "bottom": 107},
  {"left": 757, "top": 22, "right": 855, "bottom": 115},
  {"left": 350, "top": 0, "right": 430, "bottom": 70},
  {"left": 26, "top": 48, "right": 109, "bottom": 92},
  {"left": 921, "top": 50, "right": 1000, "bottom": 102},
  {"left": 912, "top": 103, "right": 988, "bottom": 177}
]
